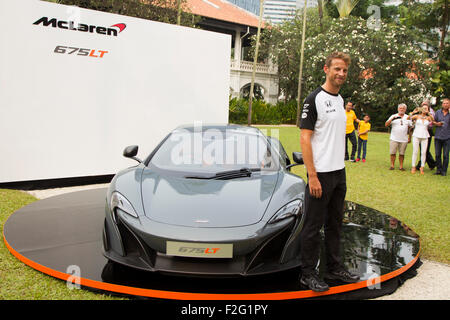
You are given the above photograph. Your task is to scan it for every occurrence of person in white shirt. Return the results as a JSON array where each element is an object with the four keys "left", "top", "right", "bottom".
[
  {"left": 385, "top": 104, "right": 412, "bottom": 171},
  {"left": 299, "top": 51, "right": 360, "bottom": 292},
  {"left": 408, "top": 104, "right": 435, "bottom": 174}
]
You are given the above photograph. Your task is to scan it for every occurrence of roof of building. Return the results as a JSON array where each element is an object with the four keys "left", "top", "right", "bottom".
[{"left": 185, "top": 0, "right": 265, "bottom": 28}]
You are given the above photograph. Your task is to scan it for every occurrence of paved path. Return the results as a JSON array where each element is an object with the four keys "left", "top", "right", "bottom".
[{"left": 24, "top": 185, "right": 450, "bottom": 300}]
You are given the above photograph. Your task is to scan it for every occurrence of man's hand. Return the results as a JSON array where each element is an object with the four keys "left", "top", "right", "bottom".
[
  {"left": 300, "top": 129, "right": 322, "bottom": 199},
  {"left": 308, "top": 175, "right": 322, "bottom": 198}
]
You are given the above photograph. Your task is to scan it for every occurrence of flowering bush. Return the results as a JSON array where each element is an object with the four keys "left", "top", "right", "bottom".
[{"left": 259, "top": 14, "right": 435, "bottom": 127}]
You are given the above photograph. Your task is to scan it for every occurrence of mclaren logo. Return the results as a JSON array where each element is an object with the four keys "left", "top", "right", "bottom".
[{"left": 33, "top": 17, "right": 126, "bottom": 36}]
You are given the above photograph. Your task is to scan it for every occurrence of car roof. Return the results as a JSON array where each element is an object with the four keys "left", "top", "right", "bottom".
[{"left": 173, "top": 123, "right": 263, "bottom": 135}]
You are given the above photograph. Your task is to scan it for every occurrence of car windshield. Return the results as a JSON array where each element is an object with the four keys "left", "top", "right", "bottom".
[{"left": 149, "top": 127, "right": 280, "bottom": 174}]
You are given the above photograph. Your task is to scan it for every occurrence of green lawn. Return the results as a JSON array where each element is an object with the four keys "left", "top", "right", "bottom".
[
  {"left": 259, "top": 126, "right": 450, "bottom": 264},
  {"left": 0, "top": 126, "right": 449, "bottom": 299}
]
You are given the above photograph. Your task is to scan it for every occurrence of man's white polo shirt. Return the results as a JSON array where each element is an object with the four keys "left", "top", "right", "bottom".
[{"left": 300, "top": 87, "right": 346, "bottom": 173}]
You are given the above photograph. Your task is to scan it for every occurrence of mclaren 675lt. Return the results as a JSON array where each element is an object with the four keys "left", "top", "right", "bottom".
[{"left": 102, "top": 124, "right": 306, "bottom": 276}]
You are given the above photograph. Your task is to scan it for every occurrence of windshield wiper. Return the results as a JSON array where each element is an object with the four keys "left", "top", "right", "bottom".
[{"left": 185, "top": 167, "right": 261, "bottom": 180}]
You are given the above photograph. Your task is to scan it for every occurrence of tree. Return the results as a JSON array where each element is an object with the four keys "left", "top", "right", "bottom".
[
  {"left": 259, "top": 14, "right": 435, "bottom": 128},
  {"left": 398, "top": 0, "right": 449, "bottom": 59},
  {"left": 304, "top": 16, "right": 434, "bottom": 127},
  {"left": 325, "top": 0, "right": 398, "bottom": 21},
  {"left": 335, "top": 0, "right": 360, "bottom": 17},
  {"left": 257, "top": 9, "right": 328, "bottom": 102}
]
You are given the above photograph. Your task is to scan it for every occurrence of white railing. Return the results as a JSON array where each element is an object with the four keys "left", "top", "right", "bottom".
[{"left": 230, "top": 60, "right": 277, "bottom": 74}]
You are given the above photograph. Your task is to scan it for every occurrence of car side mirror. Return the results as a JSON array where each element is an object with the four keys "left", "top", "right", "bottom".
[
  {"left": 292, "top": 152, "right": 304, "bottom": 165},
  {"left": 123, "top": 145, "right": 142, "bottom": 163},
  {"left": 286, "top": 152, "right": 304, "bottom": 169}
]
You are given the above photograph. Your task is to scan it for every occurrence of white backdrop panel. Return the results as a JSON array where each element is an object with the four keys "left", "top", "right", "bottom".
[{"left": 0, "top": 0, "right": 230, "bottom": 183}]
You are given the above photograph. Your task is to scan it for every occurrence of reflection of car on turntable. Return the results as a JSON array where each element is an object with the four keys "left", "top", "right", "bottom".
[{"left": 102, "top": 124, "right": 306, "bottom": 276}]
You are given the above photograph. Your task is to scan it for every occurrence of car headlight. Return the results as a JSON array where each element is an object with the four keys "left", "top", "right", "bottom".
[
  {"left": 110, "top": 192, "right": 138, "bottom": 223},
  {"left": 268, "top": 199, "right": 302, "bottom": 224}
]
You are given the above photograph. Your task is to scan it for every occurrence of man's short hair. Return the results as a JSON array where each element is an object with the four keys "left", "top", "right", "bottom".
[
  {"left": 398, "top": 103, "right": 407, "bottom": 109},
  {"left": 325, "top": 51, "right": 351, "bottom": 67}
]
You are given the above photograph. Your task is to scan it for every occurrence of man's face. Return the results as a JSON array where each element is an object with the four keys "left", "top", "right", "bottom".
[
  {"left": 363, "top": 115, "right": 370, "bottom": 122},
  {"left": 324, "top": 58, "right": 348, "bottom": 88},
  {"left": 443, "top": 99, "right": 450, "bottom": 110},
  {"left": 345, "top": 102, "right": 353, "bottom": 111},
  {"left": 398, "top": 105, "right": 406, "bottom": 115}
]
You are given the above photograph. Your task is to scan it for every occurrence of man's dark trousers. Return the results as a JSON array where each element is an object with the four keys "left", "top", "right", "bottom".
[
  {"left": 345, "top": 131, "right": 357, "bottom": 160},
  {"left": 435, "top": 138, "right": 450, "bottom": 174},
  {"left": 300, "top": 169, "right": 346, "bottom": 275}
]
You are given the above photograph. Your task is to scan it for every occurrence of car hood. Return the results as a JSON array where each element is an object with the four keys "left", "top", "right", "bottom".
[{"left": 140, "top": 170, "right": 279, "bottom": 228}]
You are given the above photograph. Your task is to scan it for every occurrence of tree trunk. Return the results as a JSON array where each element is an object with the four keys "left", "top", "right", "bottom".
[{"left": 440, "top": 0, "right": 449, "bottom": 58}]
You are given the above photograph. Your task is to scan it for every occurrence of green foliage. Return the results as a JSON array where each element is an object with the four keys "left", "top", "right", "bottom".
[
  {"left": 335, "top": 0, "right": 360, "bottom": 17},
  {"left": 43, "top": 0, "right": 199, "bottom": 27},
  {"left": 431, "top": 62, "right": 450, "bottom": 99},
  {"left": 257, "top": 8, "right": 329, "bottom": 103},
  {"left": 259, "top": 14, "right": 435, "bottom": 128},
  {"left": 398, "top": 0, "right": 442, "bottom": 55},
  {"left": 229, "top": 98, "right": 297, "bottom": 125},
  {"left": 324, "top": 0, "right": 399, "bottom": 21}
]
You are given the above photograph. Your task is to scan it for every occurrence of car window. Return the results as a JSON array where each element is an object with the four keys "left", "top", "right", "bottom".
[
  {"left": 149, "top": 128, "right": 280, "bottom": 174},
  {"left": 266, "top": 136, "right": 290, "bottom": 167}
]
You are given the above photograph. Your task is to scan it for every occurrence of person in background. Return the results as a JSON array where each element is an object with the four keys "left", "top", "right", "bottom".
[
  {"left": 385, "top": 104, "right": 412, "bottom": 171},
  {"left": 433, "top": 98, "right": 450, "bottom": 176},
  {"left": 414, "top": 100, "right": 436, "bottom": 171},
  {"left": 356, "top": 114, "right": 371, "bottom": 163},
  {"left": 408, "top": 104, "right": 434, "bottom": 174},
  {"left": 344, "top": 101, "right": 360, "bottom": 162}
]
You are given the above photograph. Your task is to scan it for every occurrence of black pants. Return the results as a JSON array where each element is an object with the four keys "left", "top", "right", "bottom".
[
  {"left": 345, "top": 131, "right": 357, "bottom": 160},
  {"left": 435, "top": 138, "right": 450, "bottom": 174},
  {"left": 300, "top": 168, "right": 346, "bottom": 275}
]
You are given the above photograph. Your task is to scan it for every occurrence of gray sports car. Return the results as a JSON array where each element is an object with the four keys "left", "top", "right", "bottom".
[{"left": 102, "top": 124, "right": 306, "bottom": 276}]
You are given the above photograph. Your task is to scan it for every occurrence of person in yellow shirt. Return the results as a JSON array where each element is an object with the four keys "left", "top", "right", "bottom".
[
  {"left": 356, "top": 114, "right": 371, "bottom": 162},
  {"left": 345, "top": 101, "right": 360, "bottom": 161}
]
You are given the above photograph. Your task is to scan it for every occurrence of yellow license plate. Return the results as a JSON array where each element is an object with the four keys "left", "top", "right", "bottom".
[{"left": 166, "top": 241, "right": 233, "bottom": 258}]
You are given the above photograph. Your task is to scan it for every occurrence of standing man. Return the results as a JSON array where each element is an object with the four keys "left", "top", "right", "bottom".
[
  {"left": 299, "top": 51, "right": 360, "bottom": 292},
  {"left": 433, "top": 98, "right": 450, "bottom": 176},
  {"left": 345, "top": 101, "right": 360, "bottom": 162},
  {"left": 385, "top": 104, "right": 411, "bottom": 171}
]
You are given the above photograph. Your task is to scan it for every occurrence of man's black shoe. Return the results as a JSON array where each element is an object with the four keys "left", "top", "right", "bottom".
[
  {"left": 434, "top": 171, "right": 442, "bottom": 175},
  {"left": 299, "top": 272, "right": 329, "bottom": 292},
  {"left": 442, "top": 172, "right": 447, "bottom": 176},
  {"left": 324, "top": 268, "right": 360, "bottom": 284}
]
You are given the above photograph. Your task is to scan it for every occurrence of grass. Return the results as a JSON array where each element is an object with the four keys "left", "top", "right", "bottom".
[
  {"left": 259, "top": 126, "right": 450, "bottom": 264},
  {"left": 0, "top": 126, "right": 448, "bottom": 299}
]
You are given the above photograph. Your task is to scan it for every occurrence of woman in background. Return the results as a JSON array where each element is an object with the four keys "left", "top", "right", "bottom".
[{"left": 408, "top": 105, "right": 434, "bottom": 174}]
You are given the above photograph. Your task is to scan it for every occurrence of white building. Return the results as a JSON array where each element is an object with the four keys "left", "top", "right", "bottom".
[
  {"left": 263, "top": 0, "right": 299, "bottom": 24},
  {"left": 186, "top": 0, "right": 279, "bottom": 103}
]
